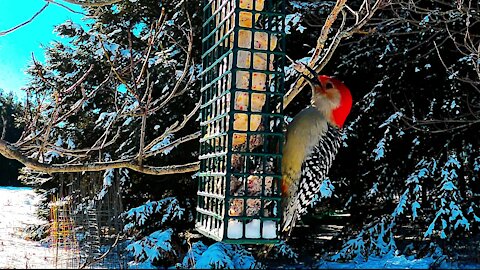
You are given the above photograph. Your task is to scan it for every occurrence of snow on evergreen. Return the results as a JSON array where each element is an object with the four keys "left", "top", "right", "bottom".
[
  {"left": 122, "top": 197, "right": 184, "bottom": 233},
  {"left": 127, "top": 229, "right": 175, "bottom": 263},
  {"left": 187, "top": 242, "right": 257, "bottom": 269},
  {"left": 96, "top": 168, "right": 114, "bottom": 200},
  {"left": 424, "top": 153, "right": 470, "bottom": 239}
]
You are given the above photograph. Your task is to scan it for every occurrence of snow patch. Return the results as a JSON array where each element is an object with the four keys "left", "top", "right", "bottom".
[{"left": 0, "top": 187, "right": 66, "bottom": 268}]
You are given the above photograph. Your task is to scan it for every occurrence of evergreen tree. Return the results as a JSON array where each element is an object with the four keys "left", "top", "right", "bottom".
[{"left": 0, "top": 90, "right": 24, "bottom": 186}]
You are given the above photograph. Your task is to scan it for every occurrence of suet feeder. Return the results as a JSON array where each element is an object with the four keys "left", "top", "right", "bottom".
[{"left": 196, "top": 0, "right": 286, "bottom": 244}]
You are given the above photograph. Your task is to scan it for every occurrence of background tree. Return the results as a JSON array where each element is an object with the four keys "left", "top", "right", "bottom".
[{"left": 0, "top": 90, "right": 24, "bottom": 186}]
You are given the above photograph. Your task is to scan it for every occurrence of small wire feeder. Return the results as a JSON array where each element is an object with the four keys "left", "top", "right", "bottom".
[{"left": 196, "top": 0, "right": 286, "bottom": 244}]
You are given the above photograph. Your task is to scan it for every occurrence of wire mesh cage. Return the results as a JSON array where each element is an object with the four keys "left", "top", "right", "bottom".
[
  {"left": 50, "top": 172, "right": 127, "bottom": 269},
  {"left": 49, "top": 195, "right": 80, "bottom": 269},
  {"left": 70, "top": 172, "right": 127, "bottom": 269},
  {"left": 197, "top": 0, "right": 286, "bottom": 244}
]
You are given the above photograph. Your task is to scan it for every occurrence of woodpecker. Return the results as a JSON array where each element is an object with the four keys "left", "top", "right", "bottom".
[{"left": 281, "top": 73, "right": 352, "bottom": 234}]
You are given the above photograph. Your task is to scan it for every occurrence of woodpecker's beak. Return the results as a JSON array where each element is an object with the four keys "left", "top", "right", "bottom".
[{"left": 301, "top": 65, "right": 323, "bottom": 93}]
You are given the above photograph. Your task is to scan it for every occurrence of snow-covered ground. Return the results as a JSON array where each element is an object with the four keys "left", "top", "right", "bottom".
[
  {"left": 0, "top": 186, "right": 57, "bottom": 269},
  {"left": 317, "top": 254, "right": 480, "bottom": 269},
  {"left": 1, "top": 186, "right": 479, "bottom": 269}
]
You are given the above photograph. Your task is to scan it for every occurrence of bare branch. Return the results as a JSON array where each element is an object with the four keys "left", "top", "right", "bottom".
[
  {"left": 1, "top": 114, "right": 6, "bottom": 141},
  {"left": 0, "top": 138, "right": 199, "bottom": 175},
  {"left": 308, "top": 0, "right": 347, "bottom": 67},
  {"left": 283, "top": 0, "right": 383, "bottom": 109},
  {"left": 0, "top": 3, "right": 50, "bottom": 36},
  {"left": 48, "top": 0, "right": 87, "bottom": 15},
  {"left": 79, "top": 234, "right": 122, "bottom": 269},
  {"left": 144, "top": 102, "right": 201, "bottom": 152},
  {"left": 144, "top": 131, "right": 201, "bottom": 158},
  {"left": 59, "top": 0, "right": 123, "bottom": 7}
]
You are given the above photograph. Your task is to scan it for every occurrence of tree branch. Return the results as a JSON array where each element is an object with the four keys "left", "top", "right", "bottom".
[
  {"left": 59, "top": 0, "right": 122, "bottom": 7},
  {"left": 0, "top": 3, "right": 50, "bottom": 37},
  {"left": 0, "top": 139, "right": 199, "bottom": 175},
  {"left": 283, "top": 0, "right": 383, "bottom": 109}
]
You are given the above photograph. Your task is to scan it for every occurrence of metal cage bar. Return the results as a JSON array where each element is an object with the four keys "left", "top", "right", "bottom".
[
  {"left": 51, "top": 172, "right": 127, "bottom": 269},
  {"left": 197, "top": 0, "right": 286, "bottom": 244}
]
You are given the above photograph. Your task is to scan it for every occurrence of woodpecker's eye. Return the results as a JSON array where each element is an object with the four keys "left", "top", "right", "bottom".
[{"left": 325, "top": 82, "right": 334, "bottom": 89}]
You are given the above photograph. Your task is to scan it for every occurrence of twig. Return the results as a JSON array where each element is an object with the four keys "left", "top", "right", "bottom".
[
  {"left": 1, "top": 115, "right": 6, "bottom": 141},
  {"left": 47, "top": 0, "right": 87, "bottom": 15},
  {"left": 60, "top": 0, "right": 123, "bottom": 7},
  {"left": 79, "top": 234, "right": 121, "bottom": 269},
  {"left": 0, "top": 3, "right": 50, "bottom": 36}
]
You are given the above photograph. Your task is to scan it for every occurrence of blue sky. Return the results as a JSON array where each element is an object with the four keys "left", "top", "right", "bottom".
[{"left": 0, "top": 1, "right": 84, "bottom": 100}]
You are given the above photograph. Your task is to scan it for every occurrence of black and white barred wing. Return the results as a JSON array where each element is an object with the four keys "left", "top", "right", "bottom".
[
  {"left": 282, "top": 125, "right": 341, "bottom": 233},
  {"left": 297, "top": 125, "right": 341, "bottom": 215}
]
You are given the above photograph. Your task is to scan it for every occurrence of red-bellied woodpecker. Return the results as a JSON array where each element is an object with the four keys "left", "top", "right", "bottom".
[{"left": 281, "top": 74, "right": 353, "bottom": 234}]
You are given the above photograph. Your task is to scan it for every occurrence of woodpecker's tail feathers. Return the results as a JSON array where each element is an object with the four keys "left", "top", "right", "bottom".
[{"left": 281, "top": 193, "right": 301, "bottom": 235}]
